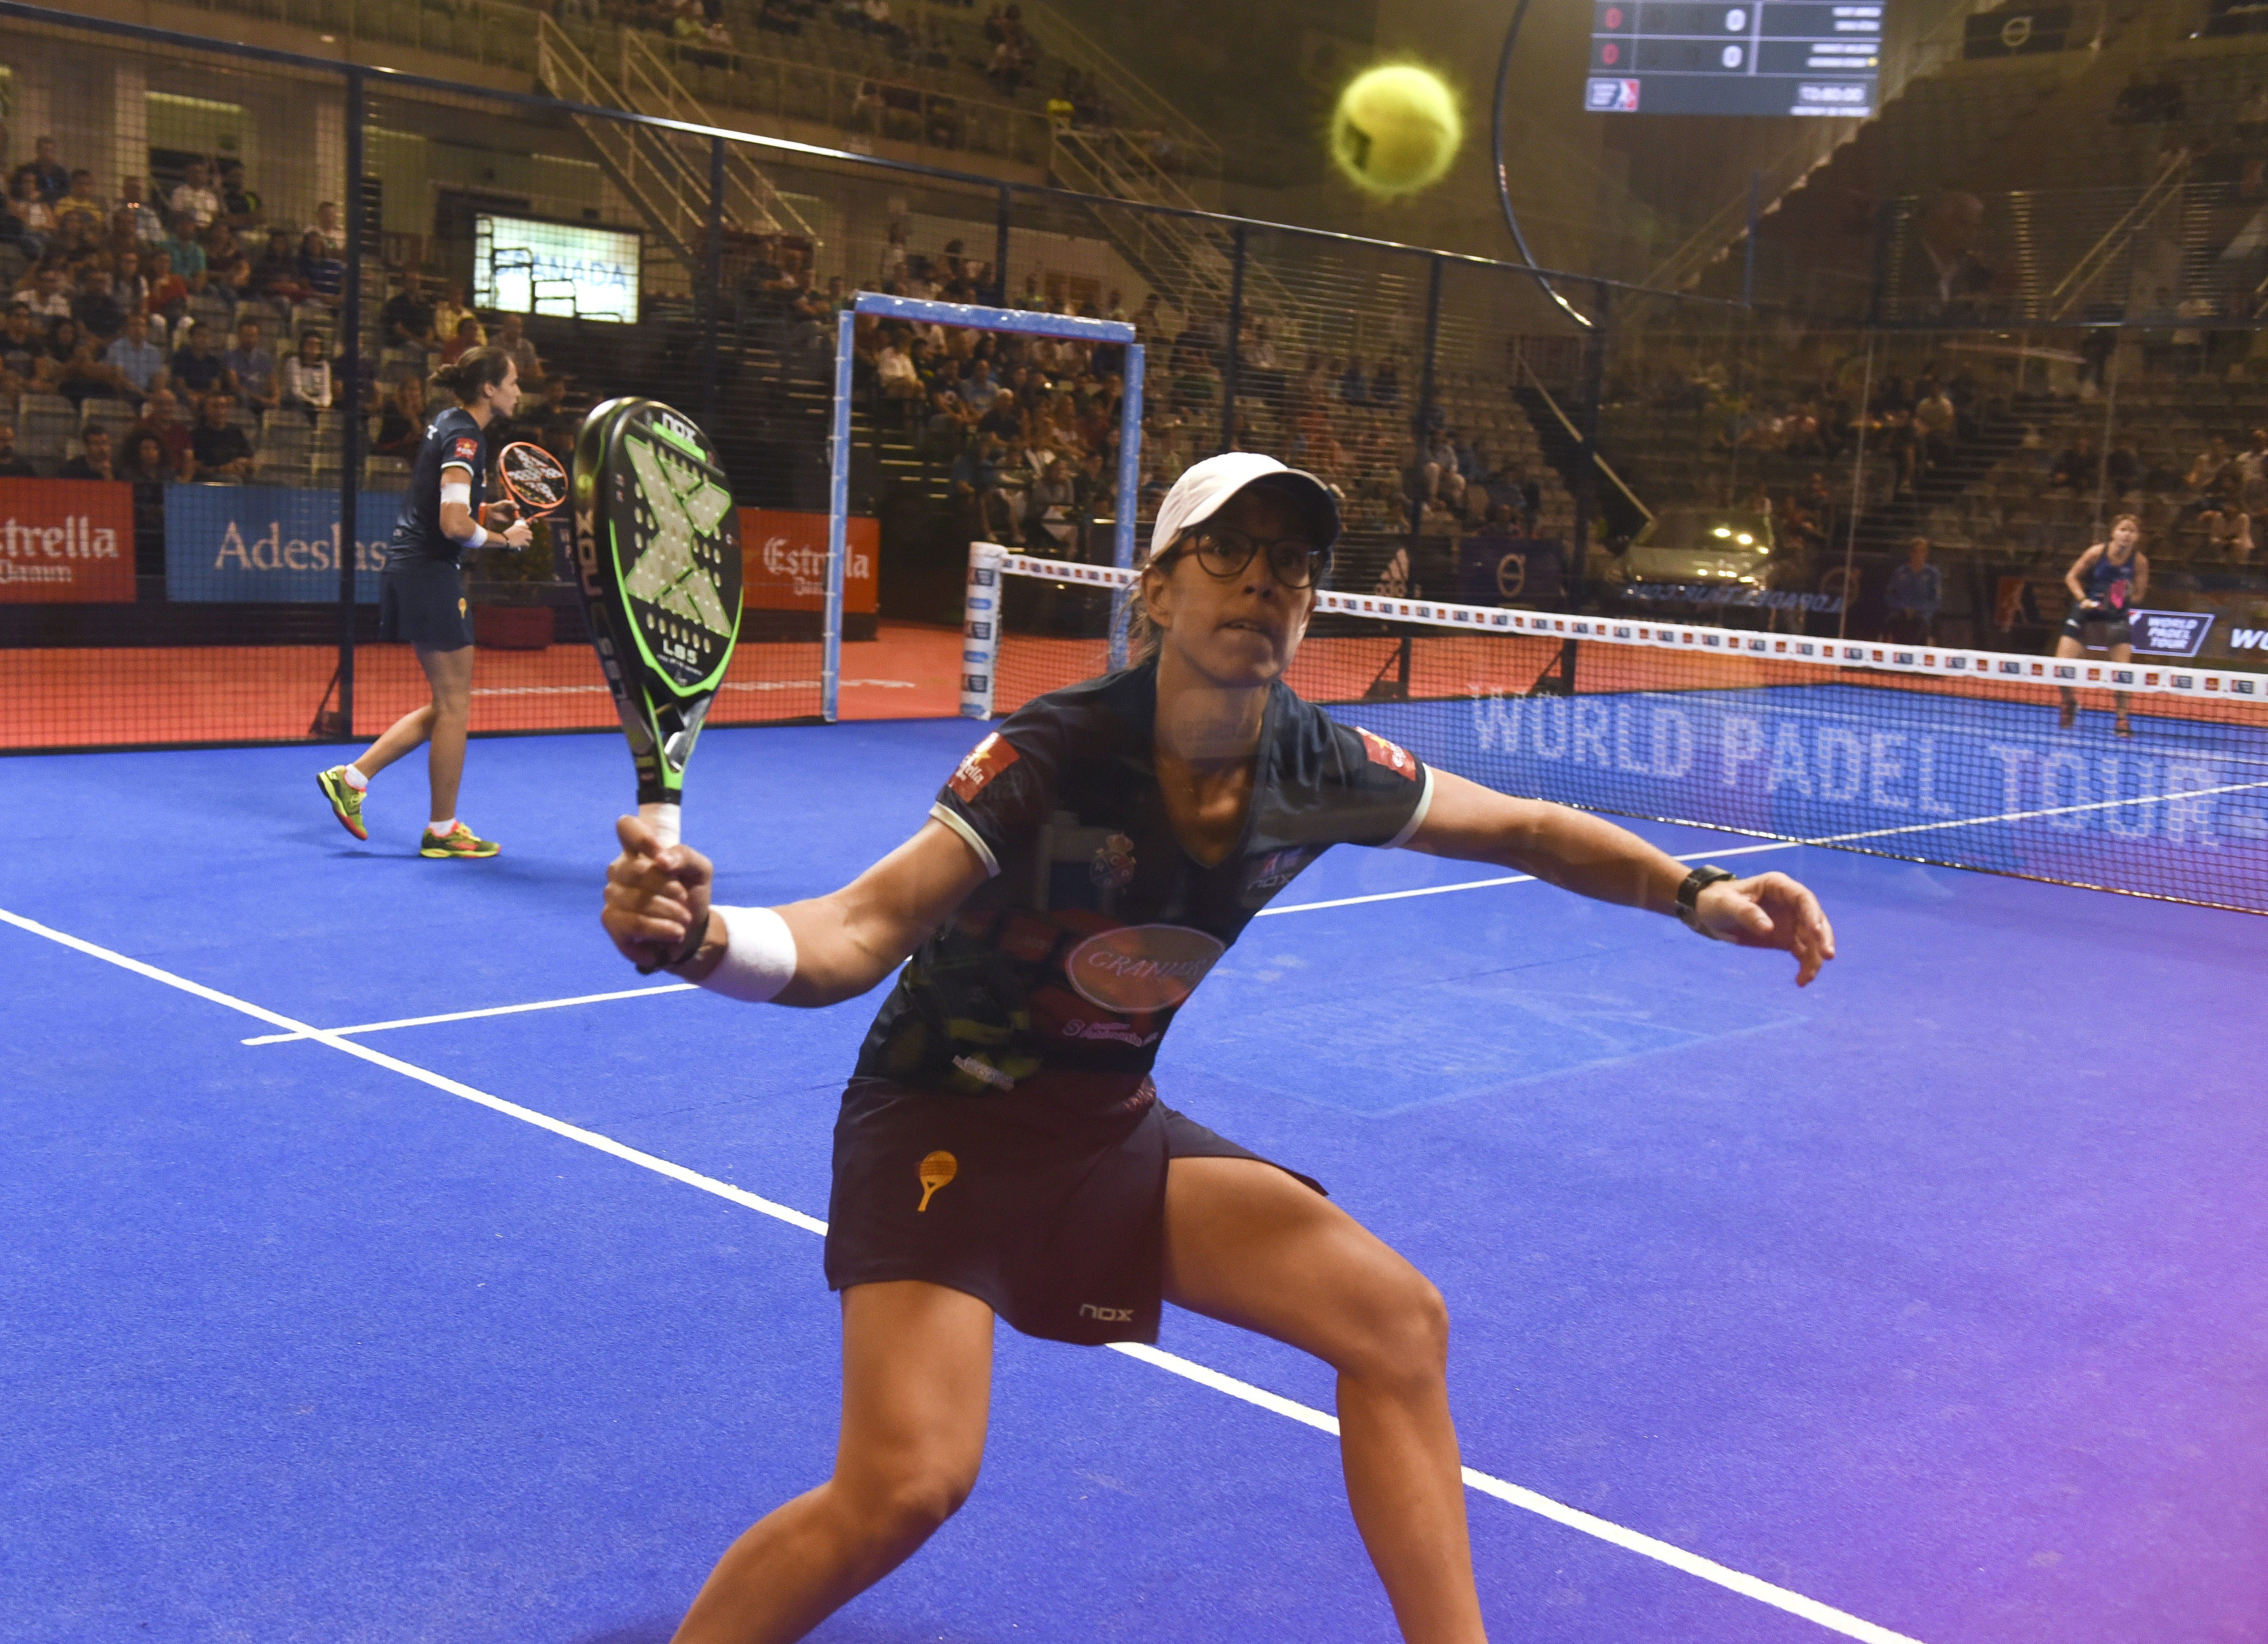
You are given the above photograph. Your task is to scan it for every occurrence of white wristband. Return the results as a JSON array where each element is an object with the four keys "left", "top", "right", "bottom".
[
  {"left": 700, "top": 905, "right": 798, "bottom": 1004},
  {"left": 466, "top": 524, "right": 489, "bottom": 550}
]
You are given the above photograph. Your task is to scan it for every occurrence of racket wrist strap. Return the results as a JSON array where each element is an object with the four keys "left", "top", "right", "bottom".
[{"left": 695, "top": 905, "right": 798, "bottom": 1003}]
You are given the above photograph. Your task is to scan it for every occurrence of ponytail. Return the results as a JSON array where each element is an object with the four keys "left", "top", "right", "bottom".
[{"left": 430, "top": 344, "right": 513, "bottom": 404}]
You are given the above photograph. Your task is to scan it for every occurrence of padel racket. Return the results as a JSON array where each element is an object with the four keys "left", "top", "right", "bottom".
[
  {"left": 496, "top": 440, "right": 571, "bottom": 519},
  {"left": 569, "top": 397, "right": 743, "bottom": 849}
]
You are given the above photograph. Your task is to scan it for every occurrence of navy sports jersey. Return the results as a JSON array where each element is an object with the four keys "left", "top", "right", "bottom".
[
  {"left": 2081, "top": 545, "right": 2138, "bottom": 609},
  {"left": 853, "top": 661, "right": 1435, "bottom": 1096},
  {"left": 388, "top": 406, "right": 487, "bottom": 566}
]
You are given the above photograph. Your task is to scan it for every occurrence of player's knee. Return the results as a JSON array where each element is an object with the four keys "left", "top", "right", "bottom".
[
  {"left": 841, "top": 1455, "right": 977, "bottom": 1546},
  {"left": 1348, "top": 1269, "right": 1451, "bottom": 1387}
]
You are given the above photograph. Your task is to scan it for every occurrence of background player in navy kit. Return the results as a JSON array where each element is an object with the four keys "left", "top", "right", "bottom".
[
  {"left": 317, "top": 347, "right": 531, "bottom": 855},
  {"left": 601, "top": 453, "right": 1836, "bottom": 1644},
  {"left": 2054, "top": 513, "right": 2149, "bottom": 735}
]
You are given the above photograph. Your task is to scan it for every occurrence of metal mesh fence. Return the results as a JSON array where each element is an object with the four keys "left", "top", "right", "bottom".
[{"left": 2, "top": 2, "right": 2265, "bottom": 771}]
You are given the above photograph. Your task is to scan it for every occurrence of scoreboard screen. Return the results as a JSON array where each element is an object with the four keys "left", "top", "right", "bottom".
[{"left": 1585, "top": 3, "right": 1881, "bottom": 117}]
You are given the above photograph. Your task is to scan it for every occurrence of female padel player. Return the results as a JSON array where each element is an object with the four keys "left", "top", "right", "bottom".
[
  {"left": 318, "top": 346, "right": 529, "bottom": 855},
  {"left": 601, "top": 452, "right": 1837, "bottom": 1644},
  {"left": 2054, "top": 512, "right": 2149, "bottom": 735}
]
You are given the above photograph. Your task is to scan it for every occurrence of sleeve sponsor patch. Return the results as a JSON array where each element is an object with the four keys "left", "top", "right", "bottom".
[
  {"left": 949, "top": 732, "right": 1020, "bottom": 800},
  {"left": 1357, "top": 728, "right": 1418, "bottom": 779},
  {"left": 446, "top": 435, "right": 481, "bottom": 467}
]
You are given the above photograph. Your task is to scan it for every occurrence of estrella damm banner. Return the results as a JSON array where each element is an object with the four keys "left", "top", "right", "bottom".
[
  {"left": 162, "top": 484, "right": 403, "bottom": 602},
  {"left": 0, "top": 478, "right": 136, "bottom": 603}
]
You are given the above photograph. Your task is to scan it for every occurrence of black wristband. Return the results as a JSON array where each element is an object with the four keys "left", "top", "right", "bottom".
[
  {"left": 636, "top": 908, "right": 710, "bottom": 976},
  {"left": 1675, "top": 865, "right": 1737, "bottom": 932}
]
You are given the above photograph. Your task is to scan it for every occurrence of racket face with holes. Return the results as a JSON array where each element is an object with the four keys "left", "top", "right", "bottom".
[
  {"left": 570, "top": 397, "right": 743, "bottom": 814},
  {"left": 497, "top": 440, "right": 570, "bottom": 516}
]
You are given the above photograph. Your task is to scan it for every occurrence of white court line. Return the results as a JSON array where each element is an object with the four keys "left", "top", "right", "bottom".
[
  {"left": 0, "top": 903, "right": 1926, "bottom": 1644},
  {"left": 1258, "top": 839, "right": 1808, "bottom": 916},
  {"left": 241, "top": 982, "right": 696, "bottom": 1046}
]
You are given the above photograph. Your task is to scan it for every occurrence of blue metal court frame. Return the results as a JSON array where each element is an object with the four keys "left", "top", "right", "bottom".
[{"left": 826, "top": 293, "right": 1143, "bottom": 721}]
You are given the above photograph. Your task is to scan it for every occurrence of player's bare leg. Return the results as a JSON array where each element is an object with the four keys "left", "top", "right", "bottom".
[
  {"left": 410, "top": 644, "right": 475, "bottom": 824},
  {"left": 1163, "top": 1155, "right": 1488, "bottom": 1644},
  {"left": 2055, "top": 634, "right": 2084, "bottom": 726},
  {"left": 669, "top": 1281, "right": 994, "bottom": 1644}
]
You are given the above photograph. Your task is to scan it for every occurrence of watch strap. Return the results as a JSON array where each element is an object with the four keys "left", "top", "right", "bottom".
[{"left": 1676, "top": 865, "right": 1738, "bottom": 931}]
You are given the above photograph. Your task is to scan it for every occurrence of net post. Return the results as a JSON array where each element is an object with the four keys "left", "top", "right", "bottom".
[
  {"left": 1110, "top": 341, "right": 1145, "bottom": 670},
  {"left": 824, "top": 307, "right": 855, "bottom": 723},
  {"left": 331, "top": 66, "right": 367, "bottom": 742},
  {"left": 961, "top": 541, "right": 1004, "bottom": 719}
]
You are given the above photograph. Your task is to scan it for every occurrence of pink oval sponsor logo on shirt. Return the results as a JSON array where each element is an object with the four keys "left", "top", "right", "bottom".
[{"left": 1064, "top": 923, "right": 1227, "bottom": 1013}]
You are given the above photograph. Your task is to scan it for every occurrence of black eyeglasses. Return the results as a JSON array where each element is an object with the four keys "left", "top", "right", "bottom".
[{"left": 1179, "top": 527, "right": 1331, "bottom": 589}]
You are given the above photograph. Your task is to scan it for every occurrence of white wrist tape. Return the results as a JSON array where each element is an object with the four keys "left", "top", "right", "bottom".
[
  {"left": 439, "top": 480, "right": 472, "bottom": 506},
  {"left": 700, "top": 905, "right": 797, "bottom": 1003},
  {"left": 466, "top": 524, "right": 489, "bottom": 549}
]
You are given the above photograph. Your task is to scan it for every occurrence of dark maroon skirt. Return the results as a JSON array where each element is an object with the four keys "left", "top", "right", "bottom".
[{"left": 824, "top": 1071, "right": 1324, "bottom": 1345}]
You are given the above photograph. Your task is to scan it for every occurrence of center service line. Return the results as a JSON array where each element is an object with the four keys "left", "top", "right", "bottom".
[{"left": 0, "top": 903, "right": 1925, "bottom": 1644}]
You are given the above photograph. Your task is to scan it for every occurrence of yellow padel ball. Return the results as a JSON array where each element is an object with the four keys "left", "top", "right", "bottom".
[{"left": 1331, "top": 64, "right": 1462, "bottom": 197}]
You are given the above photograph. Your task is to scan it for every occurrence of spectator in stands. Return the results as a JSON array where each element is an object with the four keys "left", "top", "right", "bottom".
[
  {"left": 975, "top": 385, "right": 1020, "bottom": 444},
  {"left": 372, "top": 374, "right": 430, "bottom": 459},
  {"left": 1335, "top": 356, "right": 1368, "bottom": 405},
  {"left": 304, "top": 201, "right": 347, "bottom": 255},
  {"left": 1913, "top": 381, "right": 1955, "bottom": 470},
  {"left": 279, "top": 331, "right": 333, "bottom": 414},
  {"left": 0, "top": 422, "right": 37, "bottom": 477},
  {"left": 382, "top": 271, "right": 437, "bottom": 351},
  {"left": 132, "top": 388, "right": 194, "bottom": 475},
  {"left": 0, "top": 303, "right": 42, "bottom": 391},
  {"left": 169, "top": 321, "right": 227, "bottom": 405},
  {"left": 1028, "top": 456, "right": 1077, "bottom": 551},
  {"left": 249, "top": 229, "right": 306, "bottom": 306},
  {"left": 145, "top": 248, "right": 188, "bottom": 327},
  {"left": 959, "top": 356, "right": 1001, "bottom": 414},
  {"left": 4, "top": 172, "right": 52, "bottom": 256},
  {"left": 2186, "top": 435, "right": 2235, "bottom": 506},
  {"left": 16, "top": 261, "right": 70, "bottom": 324},
  {"left": 71, "top": 267, "right": 126, "bottom": 342},
  {"left": 213, "top": 158, "right": 259, "bottom": 229},
  {"left": 123, "top": 428, "right": 181, "bottom": 491},
  {"left": 2200, "top": 502, "right": 2254, "bottom": 563},
  {"left": 57, "top": 170, "right": 104, "bottom": 225},
  {"left": 117, "top": 177, "right": 165, "bottom": 246},
  {"left": 55, "top": 329, "right": 134, "bottom": 405},
  {"left": 1884, "top": 538, "right": 1941, "bottom": 644},
  {"left": 438, "top": 314, "right": 483, "bottom": 367},
  {"left": 210, "top": 252, "right": 256, "bottom": 309},
  {"left": 111, "top": 248, "right": 150, "bottom": 319},
  {"left": 59, "top": 425, "right": 117, "bottom": 481},
  {"left": 1917, "top": 192, "right": 1999, "bottom": 321},
  {"left": 222, "top": 318, "right": 278, "bottom": 413},
  {"left": 158, "top": 214, "right": 207, "bottom": 293},
  {"left": 104, "top": 311, "right": 167, "bottom": 400},
  {"left": 12, "top": 137, "right": 66, "bottom": 204},
  {"left": 756, "top": 0, "right": 803, "bottom": 35},
  {"left": 191, "top": 390, "right": 254, "bottom": 481},
  {"left": 169, "top": 160, "right": 221, "bottom": 230},
  {"left": 953, "top": 431, "right": 1016, "bottom": 543},
  {"left": 491, "top": 312, "right": 544, "bottom": 400},
  {"left": 431, "top": 282, "right": 480, "bottom": 351},
  {"left": 876, "top": 330, "right": 921, "bottom": 417},
  {"left": 296, "top": 230, "right": 344, "bottom": 308},
  {"left": 2050, "top": 433, "right": 2099, "bottom": 492}
]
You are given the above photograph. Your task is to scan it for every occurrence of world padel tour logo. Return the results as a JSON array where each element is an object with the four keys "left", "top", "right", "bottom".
[{"left": 1065, "top": 924, "right": 1227, "bottom": 1013}]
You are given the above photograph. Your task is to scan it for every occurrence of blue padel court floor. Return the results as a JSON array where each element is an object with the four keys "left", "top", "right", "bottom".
[{"left": 3, "top": 719, "right": 2264, "bottom": 1644}]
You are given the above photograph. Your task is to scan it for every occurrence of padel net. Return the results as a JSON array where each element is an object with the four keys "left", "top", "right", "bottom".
[{"left": 961, "top": 545, "right": 2268, "bottom": 915}]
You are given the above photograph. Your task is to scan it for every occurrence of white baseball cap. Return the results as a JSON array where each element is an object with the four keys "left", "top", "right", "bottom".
[{"left": 1147, "top": 451, "right": 1341, "bottom": 566}]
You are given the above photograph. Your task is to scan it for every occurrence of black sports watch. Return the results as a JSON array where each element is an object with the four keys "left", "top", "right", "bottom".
[{"left": 1675, "top": 865, "right": 1738, "bottom": 934}]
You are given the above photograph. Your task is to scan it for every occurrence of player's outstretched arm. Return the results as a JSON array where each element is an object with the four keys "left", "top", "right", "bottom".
[
  {"left": 1406, "top": 768, "right": 1836, "bottom": 986},
  {"left": 602, "top": 815, "right": 988, "bottom": 1006}
]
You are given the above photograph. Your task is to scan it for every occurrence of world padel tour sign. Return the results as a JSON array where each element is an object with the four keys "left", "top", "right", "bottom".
[
  {"left": 163, "top": 485, "right": 400, "bottom": 602},
  {"left": 0, "top": 478, "right": 135, "bottom": 603},
  {"left": 2127, "top": 609, "right": 2214, "bottom": 659}
]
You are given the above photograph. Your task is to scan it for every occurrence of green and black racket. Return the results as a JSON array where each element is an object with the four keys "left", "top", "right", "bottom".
[{"left": 569, "top": 397, "right": 743, "bottom": 849}]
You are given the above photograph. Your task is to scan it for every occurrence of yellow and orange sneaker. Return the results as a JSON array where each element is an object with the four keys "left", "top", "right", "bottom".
[
  {"left": 316, "top": 766, "right": 368, "bottom": 841},
  {"left": 419, "top": 822, "right": 501, "bottom": 859}
]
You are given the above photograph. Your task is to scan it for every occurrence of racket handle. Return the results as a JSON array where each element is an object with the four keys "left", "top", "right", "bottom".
[{"left": 640, "top": 801, "right": 682, "bottom": 848}]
